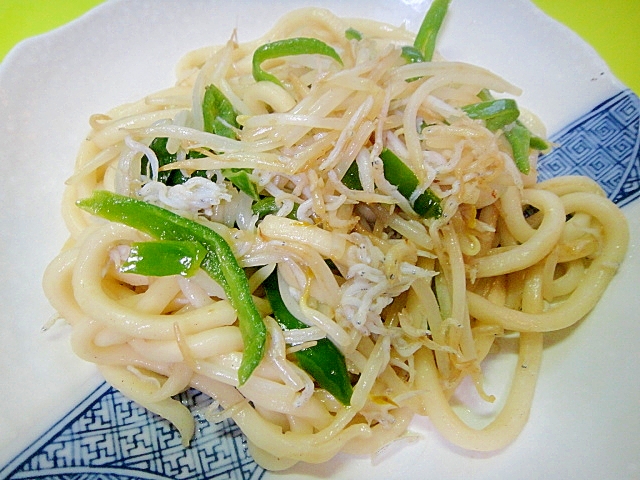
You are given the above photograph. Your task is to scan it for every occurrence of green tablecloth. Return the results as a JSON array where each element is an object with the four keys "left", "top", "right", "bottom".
[{"left": 1, "top": 0, "right": 638, "bottom": 93}]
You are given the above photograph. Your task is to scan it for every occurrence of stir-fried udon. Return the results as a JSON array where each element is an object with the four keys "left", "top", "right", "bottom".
[{"left": 43, "top": 1, "right": 629, "bottom": 470}]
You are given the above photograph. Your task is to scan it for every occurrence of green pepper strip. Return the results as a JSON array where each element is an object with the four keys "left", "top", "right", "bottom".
[
  {"left": 77, "top": 190, "right": 267, "bottom": 385},
  {"left": 202, "top": 84, "right": 240, "bottom": 139},
  {"left": 476, "top": 88, "right": 493, "bottom": 102},
  {"left": 148, "top": 83, "right": 242, "bottom": 185},
  {"left": 143, "top": 137, "right": 190, "bottom": 186},
  {"left": 342, "top": 160, "right": 363, "bottom": 191},
  {"left": 466, "top": 90, "right": 550, "bottom": 174},
  {"left": 462, "top": 98, "right": 530, "bottom": 172},
  {"left": 223, "top": 168, "right": 260, "bottom": 200},
  {"left": 345, "top": 27, "right": 363, "bottom": 41},
  {"left": 263, "top": 270, "right": 353, "bottom": 406},
  {"left": 504, "top": 123, "right": 532, "bottom": 175},
  {"left": 252, "top": 37, "right": 343, "bottom": 87},
  {"left": 400, "top": 45, "right": 425, "bottom": 64},
  {"left": 413, "top": 0, "right": 451, "bottom": 61},
  {"left": 251, "top": 197, "right": 299, "bottom": 220},
  {"left": 342, "top": 150, "right": 442, "bottom": 219},
  {"left": 461, "top": 98, "right": 521, "bottom": 132},
  {"left": 201, "top": 84, "right": 260, "bottom": 200},
  {"left": 475, "top": 88, "right": 550, "bottom": 149},
  {"left": 252, "top": 197, "right": 280, "bottom": 218},
  {"left": 529, "top": 135, "right": 550, "bottom": 151},
  {"left": 120, "top": 240, "right": 206, "bottom": 278},
  {"left": 143, "top": 136, "right": 209, "bottom": 186},
  {"left": 379, "top": 148, "right": 443, "bottom": 218}
]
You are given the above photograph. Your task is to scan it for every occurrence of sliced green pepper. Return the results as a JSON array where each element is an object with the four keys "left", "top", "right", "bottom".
[
  {"left": 474, "top": 88, "right": 549, "bottom": 149},
  {"left": 77, "top": 190, "right": 267, "bottom": 385},
  {"left": 342, "top": 150, "right": 442, "bottom": 219},
  {"left": 202, "top": 84, "right": 240, "bottom": 139},
  {"left": 252, "top": 37, "right": 343, "bottom": 87},
  {"left": 401, "top": 45, "right": 425, "bottom": 64},
  {"left": 345, "top": 27, "right": 363, "bottom": 41},
  {"left": 263, "top": 270, "right": 353, "bottom": 406},
  {"left": 341, "top": 159, "right": 363, "bottom": 191},
  {"left": 529, "top": 135, "right": 550, "bottom": 151},
  {"left": 142, "top": 137, "right": 187, "bottom": 185},
  {"left": 379, "top": 148, "right": 443, "bottom": 218},
  {"left": 466, "top": 89, "right": 549, "bottom": 173},
  {"left": 252, "top": 197, "right": 280, "bottom": 219},
  {"left": 462, "top": 98, "right": 531, "bottom": 172},
  {"left": 461, "top": 98, "right": 520, "bottom": 132},
  {"left": 413, "top": 0, "right": 451, "bottom": 62},
  {"left": 222, "top": 168, "right": 260, "bottom": 201},
  {"left": 504, "top": 123, "right": 532, "bottom": 175},
  {"left": 251, "top": 196, "right": 298, "bottom": 219},
  {"left": 201, "top": 84, "right": 260, "bottom": 199},
  {"left": 476, "top": 88, "right": 493, "bottom": 102},
  {"left": 120, "top": 240, "right": 206, "bottom": 277},
  {"left": 141, "top": 137, "right": 208, "bottom": 186}
]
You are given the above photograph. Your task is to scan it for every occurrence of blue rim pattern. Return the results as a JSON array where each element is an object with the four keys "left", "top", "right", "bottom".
[
  {"left": 1, "top": 89, "right": 638, "bottom": 480},
  {"left": 539, "top": 89, "right": 640, "bottom": 206},
  {"left": 0, "top": 384, "right": 265, "bottom": 480}
]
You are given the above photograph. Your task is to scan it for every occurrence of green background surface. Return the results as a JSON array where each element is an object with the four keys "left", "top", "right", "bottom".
[{"left": 1, "top": 0, "right": 638, "bottom": 94}]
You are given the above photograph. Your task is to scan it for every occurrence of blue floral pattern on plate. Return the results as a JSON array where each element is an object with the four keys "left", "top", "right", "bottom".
[{"left": 1, "top": 89, "right": 638, "bottom": 480}]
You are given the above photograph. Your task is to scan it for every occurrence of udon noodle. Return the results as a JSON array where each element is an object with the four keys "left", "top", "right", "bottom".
[{"left": 43, "top": 4, "right": 628, "bottom": 470}]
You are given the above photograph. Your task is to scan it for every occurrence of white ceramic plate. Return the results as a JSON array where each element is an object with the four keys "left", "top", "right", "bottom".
[{"left": 1, "top": 1, "right": 638, "bottom": 479}]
